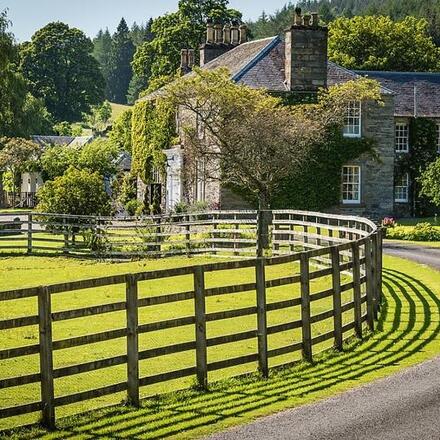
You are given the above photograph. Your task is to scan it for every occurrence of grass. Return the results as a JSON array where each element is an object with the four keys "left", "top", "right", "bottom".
[
  {"left": 110, "top": 102, "right": 131, "bottom": 122},
  {"left": 1, "top": 255, "right": 439, "bottom": 439}
]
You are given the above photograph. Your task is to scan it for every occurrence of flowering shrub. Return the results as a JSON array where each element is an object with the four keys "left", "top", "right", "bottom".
[
  {"left": 386, "top": 222, "right": 440, "bottom": 241},
  {"left": 381, "top": 217, "right": 396, "bottom": 228}
]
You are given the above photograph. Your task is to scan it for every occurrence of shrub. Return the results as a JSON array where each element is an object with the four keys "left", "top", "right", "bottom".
[
  {"left": 125, "top": 199, "right": 144, "bottom": 216},
  {"left": 36, "top": 166, "right": 111, "bottom": 216},
  {"left": 386, "top": 222, "right": 440, "bottom": 241},
  {"left": 381, "top": 217, "right": 396, "bottom": 228}
]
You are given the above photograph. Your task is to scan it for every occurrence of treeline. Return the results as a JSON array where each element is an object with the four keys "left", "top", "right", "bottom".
[
  {"left": 93, "top": 18, "right": 153, "bottom": 105},
  {"left": 249, "top": 0, "right": 440, "bottom": 44}
]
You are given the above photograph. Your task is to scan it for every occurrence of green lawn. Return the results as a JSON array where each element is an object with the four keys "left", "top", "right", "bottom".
[
  {"left": 110, "top": 102, "right": 131, "bottom": 122},
  {"left": 1, "top": 255, "right": 439, "bottom": 439},
  {"left": 0, "top": 254, "right": 354, "bottom": 432}
]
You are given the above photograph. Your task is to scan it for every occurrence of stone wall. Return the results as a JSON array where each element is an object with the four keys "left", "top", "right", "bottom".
[{"left": 332, "top": 95, "right": 396, "bottom": 220}]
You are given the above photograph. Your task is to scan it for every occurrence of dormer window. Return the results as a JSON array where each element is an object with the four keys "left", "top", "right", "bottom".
[
  {"left": 343, "top": 101, "right": 361, "bottom": 138},
  {"left": 395, "top": 122, "right": 409, "bottom": 153}
]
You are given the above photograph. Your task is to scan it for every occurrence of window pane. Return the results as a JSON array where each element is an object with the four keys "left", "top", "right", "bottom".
[
  {"left": 343, "top": 101, "right": 361, "bottom": 137},
  {"left": 342, "top": 166, "right": 361, "bottom": 203},
  {"left": 395, "top": 123, "right": 409, "bottom": 152},
  {"left": 395, "top": 173, "right": 409, "bottom": 202}
]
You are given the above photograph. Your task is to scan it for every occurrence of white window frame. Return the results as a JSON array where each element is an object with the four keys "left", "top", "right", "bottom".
[
  {"left": 395, "top": 122, "right": 409, "bottom": 153},
  {"left": 342, "top": 165, "right": 361, "bottom": 204},
  {"left": 394, "top": 173, "right": 409, "bottom": 203},
  {"left": 343, "top": 101, "right": 362, "bottom": 138},
  {"left": 194, "top": 158, "right": 206, "bottom": 202},
  {"left": 436, "top": 123, "right": 440, "bottom": 154}
]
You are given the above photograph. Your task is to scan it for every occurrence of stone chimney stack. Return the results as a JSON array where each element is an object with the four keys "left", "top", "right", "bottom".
[
  {"left": 285, "top": 8, "right": 328, "bottom": 92},
  {"left": 180, "top": 49, "right": 189, "bottom": 74},
  {"left": 200, "top": 20, "right": 245, "bottom": 66}
]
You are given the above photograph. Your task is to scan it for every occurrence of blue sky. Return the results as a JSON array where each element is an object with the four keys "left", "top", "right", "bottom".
[{"left": 1, "top": 0, "right": 290, "bottom": 42}]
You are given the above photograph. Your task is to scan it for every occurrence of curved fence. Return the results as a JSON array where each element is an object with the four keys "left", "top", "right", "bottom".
[{"left": 0, "top": 210, "right": 383, "bottom": 430}]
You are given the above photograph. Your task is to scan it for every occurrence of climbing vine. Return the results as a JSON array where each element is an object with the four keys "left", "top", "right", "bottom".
[
  {"left": 131, "top": 97, "right": 177, "bottom": 184},
  {"left": 395, "top": 117, "right": 437, "bottom": 215}
]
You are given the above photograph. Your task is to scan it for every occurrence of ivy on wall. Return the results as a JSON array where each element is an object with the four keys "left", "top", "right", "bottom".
[
  {"left": 228, "top": 127, "right": 376, "bottom": 211},
  {"left": 131, "top": 97, "right": 177, "bottom": 184},
  {"left": 395, "top": 117, "right": 438, "bottom": 216}
]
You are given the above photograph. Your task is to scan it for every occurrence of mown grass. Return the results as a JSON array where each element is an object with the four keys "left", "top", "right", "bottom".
[
  {"left": 1, "top": 255, "right": 439, "bottom": 439},
  {"left": 0, "top": 253, "right": 355, "bottom": 432},
  {"left": 396, "top": 216, "right": 439, "bottom": 226}
]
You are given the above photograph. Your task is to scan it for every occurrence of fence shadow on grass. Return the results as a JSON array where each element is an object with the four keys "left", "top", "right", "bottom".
[{"left": 3, "top": 268, "right": 440, "bottom": 440}]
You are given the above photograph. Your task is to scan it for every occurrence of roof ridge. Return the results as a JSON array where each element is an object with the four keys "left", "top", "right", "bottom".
[
  {"left": 232, "top": 36, "right": 281, "bottom": 83},
  {"left": 355, "top": 70, "right": 440, "bottom": 76}
]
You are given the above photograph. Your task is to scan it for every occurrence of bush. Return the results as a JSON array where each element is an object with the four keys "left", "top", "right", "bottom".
[
  {"left": 386, "top": 222, "right": 440, "bottom": 241},
  {"left": 125, "top": 199, "right": 144, "bottom": 216},
  {"left": 36, "top": 167, "right": 111, "bottom": 216}
]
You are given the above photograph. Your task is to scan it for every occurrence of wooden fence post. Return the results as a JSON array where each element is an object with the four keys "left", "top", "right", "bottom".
[
  {"left": 365, "top": 238, "right": 375, "bottom": 332},
  {"left": 155, "top": 217, "right": 162, "bottom": 256},
  {"left": 63, "top": 217, "right": 69, "bottom": 254},
  {"left": 330, "top": 246, "right": 343, "bottom": 351},
  {"left": 377, "top": 229, "right": 383, "bottom": 308},
  {"left": 185, "top": 215, "right": 191, "bottom": 257},
  {"left": 194, "top": 266, "right": 207, "bottom": 389},
  {"left": 255, "top": 258, "right": 268, "bottom": 378},
  {"left": 38, "top": 286, "right": 55, "bottom": 430},
  {"left": 300, "top": 253, "right": 312, "bottom": 363},
  {"left": 126, "top": 274, "right": 139, "bottom": 407},
  {"left": 371, "top": 233, "right": 379, "bottom": 320},
  {"left": 27, "top": 213, "right": 32, "bottom": 254},
  {"left": 351, "top": 241, "right": 363, "bottom": 339}
]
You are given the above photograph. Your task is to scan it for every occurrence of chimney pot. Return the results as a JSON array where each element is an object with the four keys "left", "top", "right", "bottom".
[
  {"left": 303, "top": 14, "right": 311, "bottom": 27},
  {"left": 187, "top": 49, "right": 195, "bottom": 69},
  {"left": 223, "top": 23, "right": 231, "bottom": 45},
  {"left": 239, "top": 24, "right": 247, "bottom": 44},
  {"left": 214, "top": 23, "right": 223, "bottom": 44},
  {"left": 311, "top": 12, "right": 319, "bottom": 27},
  {"left": 231, "top": 21, "right": 240, "bottom": 45},
  {"left": 294, "top": 7, "right": 302, "bottom": 26},
  {"left": 206, "top": 22, "right": 214, "bottom": 44},
  {"left": 180, "top": 49, "right": 189, "bottom": 74}
]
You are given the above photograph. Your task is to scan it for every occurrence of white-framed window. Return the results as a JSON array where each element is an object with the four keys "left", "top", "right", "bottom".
[
  {"left": 395, "top": 122, "right": 409, "bottom": 153},
  {"left": 436, "top": 123, "right": 440, "bottom": 153},
  {"left": 395, "top": 173, "right": 409, "bottom": 203},
  {"left": 194, "top": 159, "right": 206, "bottom": 202},
  {"left": 342, "top": 165, "right": 361, "bottom": 204},
  {"left": 343, "top": 101, "right": 361, "bottom": 138}
]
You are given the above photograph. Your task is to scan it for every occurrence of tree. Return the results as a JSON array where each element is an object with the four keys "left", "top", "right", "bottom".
[
  {"left": 109, "top": 108, "right": 132, "bottom": 152},
  {"left": 163, "top": 67, "right": 381, "bottom": 209},
  {"left": 328, "top": 16, "right": 440, "bottom": 71},
  {"left": 420, "top": 158, "right": 440, "bottom": 208},
  {"left": 132, "top": 0, "right": 241, "bottom": 90},
  {"left": 86, "top": 100, "right": 112, "bottom": 135},
  {"left": 106, "top": 18, "right": 135, "bottom": 104},
  {"left": 20, "top": 22, "right": 105, "bottom": 122},
  {"left": 37, "top": 166, "right": 111, "bottom": 216},
  {"left": 40, "top": 138, "right": 118, "bottom": 180},
  {"left": 93, "top": 28, "right": 113, "bottom": 97},
  {"left": 0, "top": 137, "right": 41, "bottom": 192},
  {"left": 0, "top": 10, "right": 52, "bottom": 137}
]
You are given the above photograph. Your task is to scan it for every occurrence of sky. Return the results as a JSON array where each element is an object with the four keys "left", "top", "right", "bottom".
[{"left": 1, "top": 0, "right": 290, "bottom": 42}]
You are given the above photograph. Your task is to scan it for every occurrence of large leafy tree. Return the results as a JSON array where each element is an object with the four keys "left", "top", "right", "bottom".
[
  {"left": 107, "top": 18, "right": 135, "bottom": 104},
  {"left": 132, "top": 0, "right": 241, "bottom": 92},
  {"left": 328, "top": 15, "right": 440, "bottom": 71},
  {"left": 420, "top": 158, "right": 440, "bottom": 208},
  {"left": 0, "top": 10, "right": 52, "bottom": 137},
  {"left": 20, "top": 22, "right": 105, "bottom": 122}
]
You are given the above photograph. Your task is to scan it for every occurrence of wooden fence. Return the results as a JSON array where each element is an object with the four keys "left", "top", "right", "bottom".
[{"left": 0, "top": 210, "right": 383, "bottom": 430}]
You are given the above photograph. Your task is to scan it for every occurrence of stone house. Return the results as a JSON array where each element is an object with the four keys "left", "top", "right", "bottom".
[{"left": 140, "top": 12, "right": 440, "bottom": 218}]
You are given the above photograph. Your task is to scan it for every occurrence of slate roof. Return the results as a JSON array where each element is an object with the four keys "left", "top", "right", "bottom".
[
  {"left": 354, "top": 71, "right": 440, "bottom": 117},
  {"left": 31, "top": 135, "right": 95, "bottom": 148},
  {"left": 141, "top": 35, "right": 440, "bottom": 117}
]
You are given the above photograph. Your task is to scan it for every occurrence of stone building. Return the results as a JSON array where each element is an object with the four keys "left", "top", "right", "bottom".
[{"left": 140, "top": 11, "right": 440, "bottom": 218}]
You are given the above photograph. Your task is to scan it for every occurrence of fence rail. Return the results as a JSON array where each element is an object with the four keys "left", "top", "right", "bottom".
[{"left": 0, "top": 210, "right": 383, "bottom": 430}]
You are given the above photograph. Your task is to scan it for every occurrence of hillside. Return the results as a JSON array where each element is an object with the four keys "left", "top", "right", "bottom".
[{"left": 249, "top": 0, "right": 440, "bottom": 44}]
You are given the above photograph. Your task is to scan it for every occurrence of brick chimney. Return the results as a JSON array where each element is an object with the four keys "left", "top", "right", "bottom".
[
  {"left": 200, "top": 19, "right": 247, "bottom": 66},
  {"left": 285, "top": 8, "right": 328, "bottom": 92}
]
